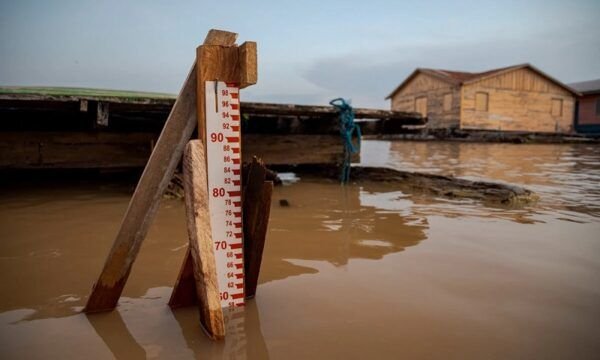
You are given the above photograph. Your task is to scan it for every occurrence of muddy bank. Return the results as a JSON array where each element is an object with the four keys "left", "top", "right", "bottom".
[{"left": 267, "top": 164, "right": 537, "bottom": 205}]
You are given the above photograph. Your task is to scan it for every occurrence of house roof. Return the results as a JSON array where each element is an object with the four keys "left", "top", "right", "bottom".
[
  {"left": 568, "top": 79, "right": 600, "bottom": 95},
  {"left": 386, "top": 63, "right": 580, "bottom": 99}
]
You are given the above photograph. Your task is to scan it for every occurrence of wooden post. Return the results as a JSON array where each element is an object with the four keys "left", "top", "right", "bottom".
[
  {"left": 84, "top": 30, "right": 242, "bottom": 313},
  {"left": 169, "top": 158, "right": 274, "bottom": 307},
  {"left": 84, "top": 64, "right": 198, "bottom": 313},
  {"left": 181, "top": 140, "right": 225, "bottom": 339},
  {"left": 169, "top": 30, "right": 257, "bottom": 340},
  {"left": 169, "top": 33, "right": 272, "bottom": 308},
  {"left": 243, "top": 158, "right": 273, "bottom": 298}
]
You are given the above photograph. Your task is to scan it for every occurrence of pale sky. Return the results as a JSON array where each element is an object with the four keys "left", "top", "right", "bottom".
[{"left": 1, "top": 0, "right": 599, "bottom": 108}]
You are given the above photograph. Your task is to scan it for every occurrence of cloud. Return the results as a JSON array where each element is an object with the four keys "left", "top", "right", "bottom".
[{"left": 302, "top": 22, "right": 600, "bottom": 108}]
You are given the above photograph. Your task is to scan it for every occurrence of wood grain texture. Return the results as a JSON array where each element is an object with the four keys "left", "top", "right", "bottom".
[
  {"left": 84, "top": 62, "right": 198, "bottom": 313},
  {"left": 168, "top": 248, "right": 197, "bottom": 309},
  {"left": 203, "top": 29, "right": 238, "bottom": 46},
  {"left": 242, "top": 134, "right": 358, "bottom": 165},
  {"left": 169, "top": 30, "right": 258, "bottom": 339},
  {"left": 196, "top": 45, "right": 239, "bottom": 141},
  {"left": 243, "top": 102, "right": 422, "bottom": 121},
  {"left": 182, "top": 140, "right": 225, "bottom": 340},
  {"left": 461, "top": 74, "right": 575, "bottom": 133},
  {"left": 391, "top": 72, "right": 460, "bottom": 129},
  {"left": 238, "top": 42, "right": 258, "bottom": 88},
  {"left": 0, "top": 131, "right": 155, "bottom": 168},
  {"left": 242, "top": 157, "right": 273, "bottom": 298},
  {"left": 391, "top": 67, "right": 576, "bottom": 133},
  {"left": 85, "top": 29, "right": 236, "bottom": 313}
]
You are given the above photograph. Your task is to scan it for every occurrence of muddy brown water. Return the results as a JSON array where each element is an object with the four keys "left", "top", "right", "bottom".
[{"left": 1, "top": 141, "right": 599, "bottom": 359}]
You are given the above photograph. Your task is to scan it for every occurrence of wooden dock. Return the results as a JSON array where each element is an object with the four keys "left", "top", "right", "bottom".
[{"left": 0, "top": 87, "right": 424, "bottom": 169}]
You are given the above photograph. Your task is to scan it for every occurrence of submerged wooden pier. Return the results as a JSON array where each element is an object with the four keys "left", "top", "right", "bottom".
[{"left": 0, "top": 87, "right": 424, "bottom": 169}]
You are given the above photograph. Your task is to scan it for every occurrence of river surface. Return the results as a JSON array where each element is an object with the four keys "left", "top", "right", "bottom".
[{"left": 1, "top": 141, "right": 599, "bottom": 359}]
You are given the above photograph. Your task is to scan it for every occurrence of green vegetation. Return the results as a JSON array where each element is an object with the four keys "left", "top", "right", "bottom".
[{"left": 0, "top": 86, "right": 176, "bottom": 101}]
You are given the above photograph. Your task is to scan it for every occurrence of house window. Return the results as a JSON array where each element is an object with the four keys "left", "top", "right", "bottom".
[
  {"left": 415, "top": 96, "right": 427, "bottom": 117},
  {"left": 475, "top": 92, "right": 488, "bottom": 111},
  {"left": 551, "top": 98, "right": 563, "bottom": 117},
  {"left": 443, "top": 93, "right": 452, "bottom": 112}
]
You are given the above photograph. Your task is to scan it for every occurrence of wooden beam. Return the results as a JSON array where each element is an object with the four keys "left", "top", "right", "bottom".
[
  {"left": 242, "top": 134, "right": 358, "bottom": 165},
  {"left": 0, "top": 132, "right": 356, "bottom": 169},
  {"left": 0, "top": 131, "right": 156, "bottom": 169},
  {"left": 241, "top": 102, "right": 423, "bottom": 121},
  {"left": 181, "top": 140, "right": 224, "bottom": 340},
  {"left": 84, "top": 62, "right": 198, "bottom": 312}
]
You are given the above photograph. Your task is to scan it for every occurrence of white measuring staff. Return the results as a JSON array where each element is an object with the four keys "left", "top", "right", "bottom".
[{"left": 205, "top": 80, "right": 245, "bottom": 308}]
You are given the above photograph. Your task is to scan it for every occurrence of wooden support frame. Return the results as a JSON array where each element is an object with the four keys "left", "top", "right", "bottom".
[
  {"left": 85, "top": 28, "right": 267, "bottom": 342},
  {"left": 84, "top": 29, "right": 250, "bottom": 313},
  {"left": 84, "top": 61, "right": 199, "bottom": 313},
  {"left": 169, "top": 157, "right": 273, "bottom": 307},
  {"left": 168, "top": 30, "right": 257, "bottom": 340}
]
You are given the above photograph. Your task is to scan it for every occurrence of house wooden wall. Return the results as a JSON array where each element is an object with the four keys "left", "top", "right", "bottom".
[
  {"left": 390, "top": 73, "right": 461, "bottom": 129},
  {"left": 460, "top": 68, "right": 575, "bottom": 133}
]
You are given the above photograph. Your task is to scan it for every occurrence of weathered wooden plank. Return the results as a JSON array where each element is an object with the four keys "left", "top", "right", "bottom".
[
  {"left": 243, "top": 157, "right": 273, "bottom": 298},
  {"left": 238, "top": 42, "right": 258, "bottom": 89},
  {"left": 0, "top": 132, "right": 356, "bottom": 168},
  {"left": 196, "top": 43, "right": 249, "bottom": 140},
  {"left": 168, "top": 248, "right": 197, "bottom": 309},
  {"left": 84, "top": 30, "right": 242, "bottom": 314},
  {"left": 461, "top": 82, "right": 575, "bottom": 133},
  {"left": 390, "top": 72, "right": 460, "bottom": 129},
  {"left": 203, "top": 29, "right": 237, "bottom": 46},
  {"left": 242, "top": 134, "right": 358, "bottom": 165},
  {"left": 181, "top": 140, "right": 225, "bottom": 340},
  {"left": 83, "top": 63, "right": 198, "bottom": 313},
  {"left": 242, "top": 102, "right": 422, "bottom": 121},
  {"left": 0, "top": 131, "right": 154, "bottom": 168},
  {"left": 168, "top": 30, "right": 257, "bottom": 340}
]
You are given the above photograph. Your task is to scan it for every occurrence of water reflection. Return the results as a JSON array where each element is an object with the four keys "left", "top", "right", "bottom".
[
  {"left": 171, "top": 301, "right": 269, "bottom": 360},
  {"left": 1, "top": 142, "right": 599, "bottom": 358},
  {"left": 12, "top": 288, "right": 271, "bottom": 360},
  {"left": 362, "top": 141, "right": 600, "bottom": 219},
  {"left": 263, "top": 182, "right": 429, "bottom": 284},
  {"left": 87, "top": 310, "right": 147, "bottom": 359},
  {"left": 95, "top": 290, "right": 269, "bottom": 359}
]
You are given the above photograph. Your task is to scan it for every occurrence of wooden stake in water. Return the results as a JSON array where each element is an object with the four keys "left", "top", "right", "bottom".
[{"left": 169, "top": 31, "right": 257, "bottom": 340}]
